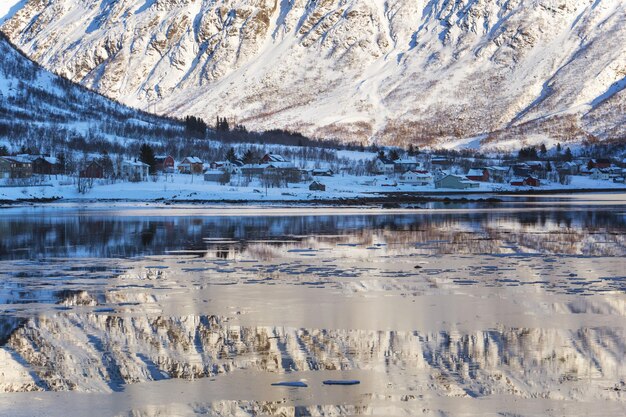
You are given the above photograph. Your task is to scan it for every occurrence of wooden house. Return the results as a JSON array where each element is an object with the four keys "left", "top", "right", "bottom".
[
  {"left": 511, "top": 176, "right": 540, "bottom": 187},
  {"left": 260, "top": 153, "right": 287, "bottom": 163},
  {"left": 32, "top": 156, "right": 61, "bottom": 175},
  {"left": 466, "top": 168, "right": 489, "bottom": 182},
  {"left": 154, "top": 155, "right": 175, "bottom": 173},
  {"left": 2, "top": 156, "right": 33, "bottom": 178},
  {"left": 79, "top": 160, "right": 104, "bottom": 179},
  {"left": 590, "top": 158, "right": 611, "bottom": 169},
  {"left": 178, "top": 157, "right": 204, "bottom": 174},
  {"left": 393, "top": 158, "right": 419, "bottom": 173},
  {"left": 309, "top": 181, "right": 326, "bottom": 191}
]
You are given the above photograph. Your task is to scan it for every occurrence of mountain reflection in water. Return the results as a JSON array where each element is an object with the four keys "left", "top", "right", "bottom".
[
  {"left": 0, "top": 206, "right": 624, "bottom": 259},
  {"left": 0, "top": 202, "right": 625, "bottom": 417}
]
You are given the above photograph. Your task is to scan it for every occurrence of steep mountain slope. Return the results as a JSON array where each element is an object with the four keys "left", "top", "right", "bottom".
[
  {"left": 0, "top": 31, "right": 183, "bottom": 155},
  {"left": 2, "top": 0, "right": 624, "bottom": 148}
]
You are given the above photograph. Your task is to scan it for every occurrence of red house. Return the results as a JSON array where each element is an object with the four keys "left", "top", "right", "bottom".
[
  {"left": 466, "top": 168, "right": 489, "bottom": 182},
  {"left": 155, "top": 155, "right": 175, "bottom": 173},
  {"left": 524, "top": 176, "right": 540, "bottom": 187},
  {"left": 79, "top": 160, "right": 104, "bottom": 178},
  {"left": 511, "top": 176, "right": 540, "bottom": 187},
  {"left": 590, "top": 159, "right": 611, "bottom": 169}
]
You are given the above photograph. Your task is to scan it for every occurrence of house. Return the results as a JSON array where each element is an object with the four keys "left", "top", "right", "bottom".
[
  {"left": 265, "top": 162, "right": 302, "bottom": 182},
  {"left": 512, "top": 163, "right": 532, "bottom": 177},
  {"left": 432, "top": 168, "right": 448, "bottom": 182},
  {"left": 204, "top": 170, "right": 225, "bottom": 182},
  {"left": 211, "top": 160, "right": 243, "bottom": 174},
  {"left": 79, "top": 160, "right": 103, "bottom": 179},
  {"left": 590, "top": 168, "right": 609, "bottom": 180},
  {"left": 241, "top": 162, "right": 302, "bottom": 183},
  {"left": 393, "top": 158, "right": 419, "bottom": 173},
  {"left": 466, "top": 168, "right": 489, "bottom": 182},
  {"left": 510, "top": 176, "right": 540, "bottom": 187},
  {"left": 120, "top": 160, "right": 150, "bottom": 181},
  {"left": 309, "top": 181, "right": 326, "bottom": 191},
  {"left": 2, "top": 156, "right": 33, "bottom": 178},
  {"left": 434, "top": 174, "right": 479, "bottom": 189},
  {"left": 178, "top": 157, "right": 204, "bottom": 174},
  {"left": 608, "top": 167, "right": 623, "bottom": 178},
  {"left": 374, "top": 157, "right": 395, "bottom": 174},
  {"left": 155, "top": 155, "right": 175, "bottom": 173},
  {"left": 578, "top": 164, "right": 593, "bottom": 176},
  {"left": 557, "top": 161, "right": 578, "bottom": 175},
  {"left": 486, "top": 166, "right": 510, "bottom": 183},
  {"left": 32, "top": 156, "right": 61, "bottom": 175},
  {"left": 399, "top": 170, "right": 432, "bottom": 185},
  {"left": 524, "top": 176, "right": 540, "bottom": 187},
  {"left": 260, "top": 153, "right": 288, "bottom": 163},
  {"left": 590, "top": 158, "right": 611, "bottom": 169},
  {"left": 241, "top": 164, "right": 267, "bottom": 177},
  {"left": 312, "top": 168, "right": 334, "bottom": 177},
  {"left": 526, "top": 161, "right": 545, "bottom": 173},
  {"left": 0, "top": 157, "right": 11, "bottom": 179},
  {"left": 430, "top": 157, "right": 453, "bottom": 167}
]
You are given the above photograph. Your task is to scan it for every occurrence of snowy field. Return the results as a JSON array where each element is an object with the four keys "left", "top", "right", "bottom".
[{"left": 1, "top": 173, "right": 625, "bottom": 203}]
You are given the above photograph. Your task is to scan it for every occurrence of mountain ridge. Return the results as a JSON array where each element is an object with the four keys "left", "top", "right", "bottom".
[
  {"left": 0, "top": 29, "right": 185, "bottom": 157},
  {"left": 1, "top": 0, "right": 625, "bottom": 149}
]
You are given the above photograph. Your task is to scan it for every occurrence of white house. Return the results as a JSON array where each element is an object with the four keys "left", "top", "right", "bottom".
[
  {"left": 399, "top": 170, "right": 432, "bottom": 185},
  {"left": 590, "top": 168, "right": 609, "bottom": 180},
  {"left": 212, "top": 160, "right": 243, "bottom": 174},
  {"left": 120, "top": 160, "right": 150, "bottom": 181},
  {"left": 374, "top": 157, "right": 395, "bottom": 174},
  {"left": 486, "top": 166, "right": 510, "bottom": 183}
]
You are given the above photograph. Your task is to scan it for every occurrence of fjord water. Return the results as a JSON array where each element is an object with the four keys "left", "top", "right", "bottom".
[{"left": 1, "top": 195, "right": 625, "bottom": 416}]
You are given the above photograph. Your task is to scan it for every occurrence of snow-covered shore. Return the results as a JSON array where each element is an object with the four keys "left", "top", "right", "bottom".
[{"left": 1, "top": 173, "right": 625, "bottom": 205}]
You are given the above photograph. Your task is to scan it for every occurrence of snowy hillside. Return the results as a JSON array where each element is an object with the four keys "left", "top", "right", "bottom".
[
  {"left": 1, "top": 0, "right": 625, "bottom": 148},
  {"left": 0, "top": 31, "right": 184, "bottom": 156}
]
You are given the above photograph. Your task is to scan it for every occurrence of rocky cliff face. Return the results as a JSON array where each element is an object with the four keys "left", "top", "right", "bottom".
[
  {"left": 1, "top": 0, "right": 625, "bottom": 147},
  {"left": 3, "top": 311, "right": 625, "bottom": 400}
]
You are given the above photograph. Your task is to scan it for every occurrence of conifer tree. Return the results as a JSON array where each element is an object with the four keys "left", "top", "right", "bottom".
[
  {"left": 139, "top": 143, "right": 157, "bottom": 174},
  {"left": 225, "top": 147, "right": 237, "bottom": 162}
]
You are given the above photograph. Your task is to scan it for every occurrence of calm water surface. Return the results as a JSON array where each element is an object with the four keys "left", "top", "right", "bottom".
[{"left": 1, "top": 194, "right": 625, "bottom": 416}]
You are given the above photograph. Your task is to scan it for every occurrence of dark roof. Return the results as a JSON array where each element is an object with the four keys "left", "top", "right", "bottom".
[
  {"left": 154, "top": 155, "right": 173, "bottom": 162},
  {"left": 377, "top": 157, "right": 394, "bottom": 164}
]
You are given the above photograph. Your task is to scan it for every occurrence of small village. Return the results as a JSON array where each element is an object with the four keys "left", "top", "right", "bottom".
[{"left": 1, "top": 146, "right": 626, "bottom": 201}]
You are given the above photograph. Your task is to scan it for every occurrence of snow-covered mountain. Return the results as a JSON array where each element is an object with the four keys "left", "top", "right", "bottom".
[
  {"left": 1, "top": 0, "right": 625, "bottom": 148},
  {"left": 0, "top": 30, "right": 183, "bottom": 155}
]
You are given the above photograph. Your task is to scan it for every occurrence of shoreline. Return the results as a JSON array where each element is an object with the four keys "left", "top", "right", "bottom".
[{"left": 1, "top": 187, "right": 625, "bottom": 208}]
